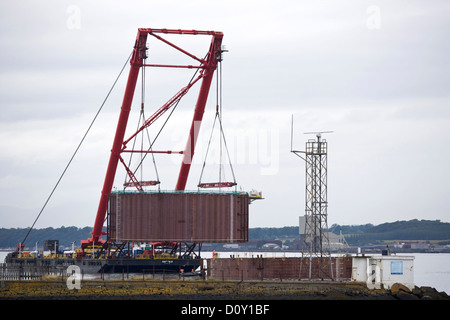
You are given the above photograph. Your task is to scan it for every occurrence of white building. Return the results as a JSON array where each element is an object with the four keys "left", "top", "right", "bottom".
[{"left": 352, "top": 254, "right": 415, "bottom": 290}]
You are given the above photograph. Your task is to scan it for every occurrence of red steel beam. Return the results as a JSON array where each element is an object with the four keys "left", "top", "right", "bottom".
[
  {"left": 121, "top": 150, "right": 183, "bottom": 154},
  {"left": 198, "top": 182, "right": 237, "bottom": 188},
  {"left": 124, "top": 180, "right": 160, "bottom": 187},
  {"left": 143, "top": 64, "right": 205, "bottom": 69},
  {"left": 118, "top": 155, "right": 144, "bottom": 192},
  {"left": 148, "top": 32, "right": 205, "bottom": 64},
  {"left": 139, "top": 28, "right": 222, "bottom": 36}
]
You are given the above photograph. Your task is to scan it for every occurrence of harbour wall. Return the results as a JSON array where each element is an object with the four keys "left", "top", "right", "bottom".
[{"left": 206, "top": 256, "right": 352, "bottom": 281}]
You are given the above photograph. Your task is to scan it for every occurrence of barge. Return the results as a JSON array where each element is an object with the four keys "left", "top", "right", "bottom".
[{"left": 5, "top": 241, "right": 201, "bottom": 275}]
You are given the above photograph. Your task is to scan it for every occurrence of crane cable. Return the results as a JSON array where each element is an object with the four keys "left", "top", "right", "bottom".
[
  {"left": 124, "top": 60, "right": 160, "bottom": 189},
  {"left": 20, "top": 51, "right": 132, "bottom": 247},
  {"left": 198, "top": 58, "right": 236, "bottom": 187}
]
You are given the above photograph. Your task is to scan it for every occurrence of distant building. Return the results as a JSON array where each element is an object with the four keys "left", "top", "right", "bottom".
[
  {"left": 299, "top": 216, "right": 345, "bottom": 252},
  {"left": 393, "top": 241, "right": 430, "bottom": 250},
  {"left": 223, "top": 244, "right": 239, "bottom": 249},
  {"left": 261, "top": 243, "right": 281, "bottom": 250}
]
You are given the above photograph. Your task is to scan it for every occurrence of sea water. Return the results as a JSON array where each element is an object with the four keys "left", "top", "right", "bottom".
[
  {"left": 2, "top": 251, "right": 449, "bottom": 294},
  {"left": 404, "top": 253, "right": 450, "bottom": 294}
]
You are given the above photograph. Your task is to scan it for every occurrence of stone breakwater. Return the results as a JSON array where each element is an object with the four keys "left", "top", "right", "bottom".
[
  {"left": 390, "top": 283, "right": 449, "bottom": 300},
  {"left": 0, "top": 279, "right": 448, "bottom": 300}
]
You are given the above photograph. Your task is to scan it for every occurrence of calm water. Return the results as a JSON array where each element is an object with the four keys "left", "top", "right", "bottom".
[
  {"left": 2, "top": 251, "right": 449, "bottom": 294},
  {"left": 203, "top": 251, "right": 450, "bottom": 293},
  {"left": 402, "top": 253, "right": 450, "bottom": 293}
]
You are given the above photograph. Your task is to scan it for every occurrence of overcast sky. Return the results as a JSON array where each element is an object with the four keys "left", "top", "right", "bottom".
[{"left": 0, "top": 0, "right": 449, "bottom": 230}]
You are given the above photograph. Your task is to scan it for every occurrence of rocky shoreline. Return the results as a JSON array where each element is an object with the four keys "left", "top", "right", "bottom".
[
  {"left": 390, "top": 283, "right": 449, "bottom": 300},
  {"left": 0, "top": 278, "right": 448, "bottom": 300}
]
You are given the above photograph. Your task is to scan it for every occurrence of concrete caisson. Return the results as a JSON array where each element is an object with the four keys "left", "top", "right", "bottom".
[{"left": 108, "top": 191, "right": 249, "bottom": 243}]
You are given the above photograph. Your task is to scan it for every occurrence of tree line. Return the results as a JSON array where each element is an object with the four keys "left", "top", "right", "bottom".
[
  {"left": 0, "top": 226, "right": 93, "bottom": 250},
  {"left": 340, "top": 219, "right": 450, "bottom": 245},
  {"left": 1, "top": 219, "right": 449, "bottom": 249}
]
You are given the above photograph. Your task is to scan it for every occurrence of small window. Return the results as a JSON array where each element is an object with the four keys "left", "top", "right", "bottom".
[{"left": 391, "top": 261, "right": 403, "bottom": 275}]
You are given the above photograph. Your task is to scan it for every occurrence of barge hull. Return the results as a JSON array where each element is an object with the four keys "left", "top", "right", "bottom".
[{"left": 5, "top": 256, "right": 201, "bottom": 274}]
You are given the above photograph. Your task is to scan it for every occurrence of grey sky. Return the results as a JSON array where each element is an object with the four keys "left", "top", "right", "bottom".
[{"left": 0, "top": 1, "right": 449, "bottom": 230}]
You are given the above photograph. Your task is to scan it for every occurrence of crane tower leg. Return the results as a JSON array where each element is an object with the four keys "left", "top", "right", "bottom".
[{"left": 87, "top": 31, "right": 148, "bottom": 245}]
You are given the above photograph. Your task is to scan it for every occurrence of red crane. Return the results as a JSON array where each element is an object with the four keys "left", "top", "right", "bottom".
[{"left": 82, "top": 28, "right": 224, "bottom": 248}]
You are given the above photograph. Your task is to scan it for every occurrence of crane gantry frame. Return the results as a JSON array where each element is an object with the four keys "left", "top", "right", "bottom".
[{"left": 83, "top": 28, "right": 224, "bottom": 247}]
